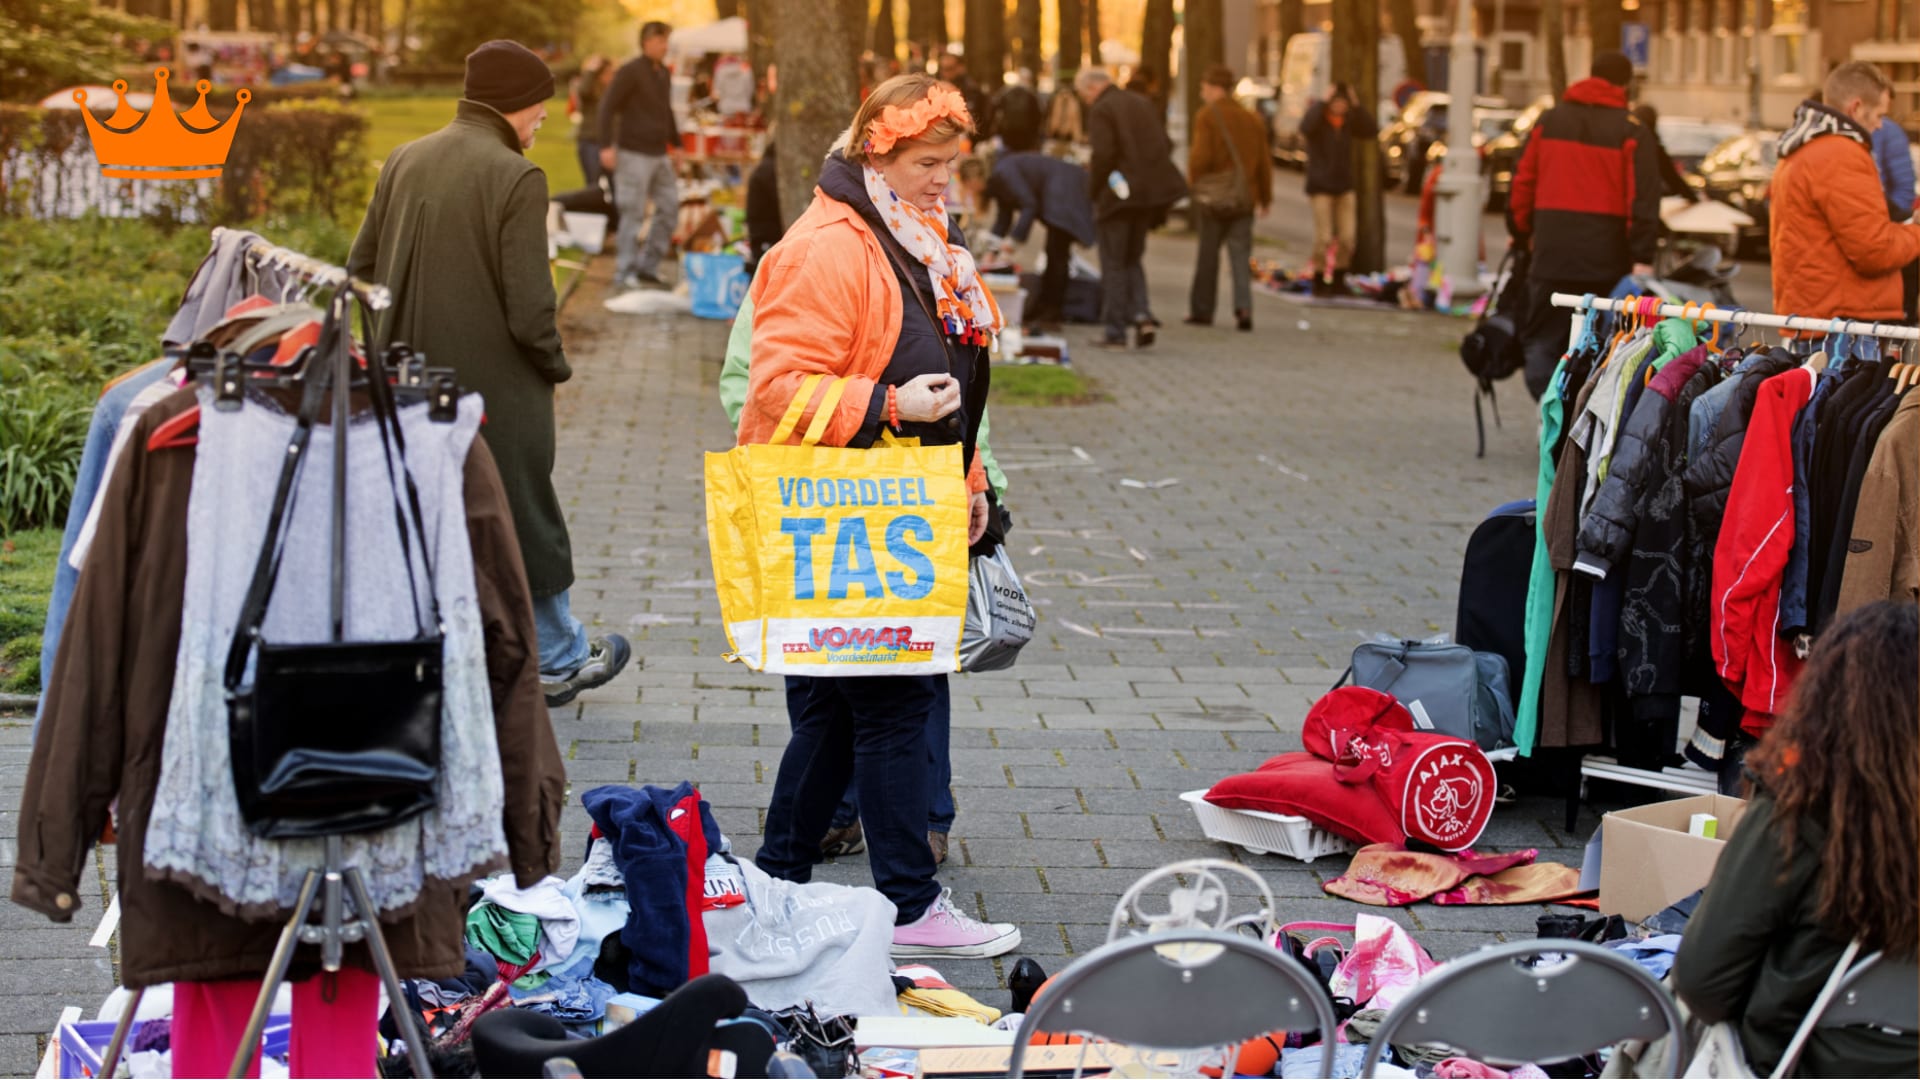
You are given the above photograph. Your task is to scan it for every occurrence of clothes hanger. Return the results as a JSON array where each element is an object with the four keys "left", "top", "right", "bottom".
[{"left": 1698, "top": 303, "right": 1722, "bottom": 350}]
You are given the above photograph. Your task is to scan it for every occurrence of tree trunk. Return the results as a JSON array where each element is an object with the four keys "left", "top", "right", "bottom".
[
  {"left": 1139, "top": 0, "right": 1174, "bottom": 104},
  {"left": 715, "top": 0, "right": 740, "bottom": 19},
  {"left": 965, "top": 0, "right": 988, "bottom": 77},
  {"left": 1084, "top": 0, "right": 1100, "bottom": 68},
  {"left": 1277, "top": 0, "right": 1304, "bottom": 72},
  {"left": 908, "top": 0, "right": 946, "bottom": 54},
  {"left": 250, "top": 0, "right": 276, "bottom": 34},
  {"left": 746, "top": 0, "right": 774, "bottom": 84},
  {"left": 1183, "top": 0, "right": 1222, "bottom": 134},
  {"left": 874, "top": 0, "right": 899, "bottom": 62},
  {"left": 1387, "top": 0, "right": 1422, "bottom": 88},
  {"left": 774, "top": 0, "right": 862, "bottom": 229},
  {"left": 1588, "top": 0, "right": 1622, "bottom": 65},
  {"left": 1015, "top": 0, "right": 1041, "bottom": 72},
  {"left": 209, "top": 0, "right": 239, "bottom": 31},
  {"left": 1334, "top": 0, "right": 1385, "bottom": 272},
  {"left": 284, "top": 0, "right": 302, "bottom": 44},
  {"left": 1056, "top": 0, "right": 1083, "bottom": 74},
  {"left": 1543, "top": 0, "right": 1567, "bottom": 95}
]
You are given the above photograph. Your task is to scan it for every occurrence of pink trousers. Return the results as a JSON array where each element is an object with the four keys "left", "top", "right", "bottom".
[{"left": 173, "top": 968, "right": 379, "bottom": 1078}]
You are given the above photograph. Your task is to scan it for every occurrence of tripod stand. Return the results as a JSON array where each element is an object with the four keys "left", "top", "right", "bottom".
[{"left": 97, "top": 836, "right": 436, "bottom": 1079}]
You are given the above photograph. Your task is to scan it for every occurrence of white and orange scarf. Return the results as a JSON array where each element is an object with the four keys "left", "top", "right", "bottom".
[{"left": 863, "top": 164, "right": 1004, "bottom": 347}]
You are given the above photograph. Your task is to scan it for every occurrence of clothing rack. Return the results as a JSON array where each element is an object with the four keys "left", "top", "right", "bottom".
[
  {"left": 214, "top": 226, "right": 392, "bottom": 312},
  {"left": 1550, "top": 292, "right": 1920, "bottom": 344},
  {"left": 1541, "top": 292, "right": 1916, "bottom": 813}
]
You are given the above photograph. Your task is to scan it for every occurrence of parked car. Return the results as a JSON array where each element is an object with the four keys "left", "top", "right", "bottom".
[
  {"left": 1482, "top": 94, "right": 1554, "bottom": 210},
  {"left": 1656, "top": 117, "right": 1745, "bottom": 174},
  {"left": 1422, "top": 107, "right": 1521, "bottom": 182},
  {"left": 1688, "top": 130, "right": 1781, "bottom": 257},
  {"left": 1380, "top": 92, "right": 1507, "bottom": 193},
  {"left": 1269, "top": 30, "right": 1409, "bottom": 166}
]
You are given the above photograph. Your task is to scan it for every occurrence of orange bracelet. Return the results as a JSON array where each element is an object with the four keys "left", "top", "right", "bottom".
[{"left": 887, "top": 385, "right": 900, "bottom": 429}]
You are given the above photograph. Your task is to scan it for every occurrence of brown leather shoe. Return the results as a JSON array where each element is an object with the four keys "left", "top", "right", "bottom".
[
  {"left": 928, "top": 831, "right": 949, "bottom": 865},
  {"left": 820, "top": 821, "right": 865, "bottom": 857}
]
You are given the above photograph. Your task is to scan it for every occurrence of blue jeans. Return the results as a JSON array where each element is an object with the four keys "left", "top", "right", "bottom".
[
  {"left": 36, "top": 360, "right": 175, "bottom": 739},
  {"left": 830, "top": 676, "right": 954, "bottom": 834},
  {"left": 577, "top": 138, "right": 604, "bottom": 190},
  {"left": 757, "top": 674, "right": 943, "bottom": 923},
  {"left": 532, "top": 589, "right": 591, "bottom": 676}
]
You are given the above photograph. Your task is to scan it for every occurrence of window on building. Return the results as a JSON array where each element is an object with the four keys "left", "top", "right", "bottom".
[{"left": 1500, "top": 39, "right": 1526, "bottom": 73}]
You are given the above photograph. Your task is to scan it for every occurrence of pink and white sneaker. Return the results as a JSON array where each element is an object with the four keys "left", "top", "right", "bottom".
[{"left": 891, "top": 889, "right": 1022, "bottom": 959}]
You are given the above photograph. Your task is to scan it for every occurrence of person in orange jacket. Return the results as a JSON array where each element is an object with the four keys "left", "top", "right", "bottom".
[
  {"left": 739, "top": 73, "right": 1021, "bottom": 962},
  {"left": 1769, "top": 61, "right": 1920, "bottom": 323}
]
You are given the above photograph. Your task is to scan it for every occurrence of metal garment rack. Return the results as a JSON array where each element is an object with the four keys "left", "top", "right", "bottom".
[
  {"left": 96, "top": 234, "right": 435, "bottom": 1080},
  {"left": 213, "top": 225, "right": 394, "bottom": 312},
  {"left": 1544, "top": 293, "right": 1918, "bottom": 813}
]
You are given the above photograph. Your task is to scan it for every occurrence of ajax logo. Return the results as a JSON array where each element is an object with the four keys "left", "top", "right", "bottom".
[{"left": 74, "top": 68, "right": 250, "bottom": 181}]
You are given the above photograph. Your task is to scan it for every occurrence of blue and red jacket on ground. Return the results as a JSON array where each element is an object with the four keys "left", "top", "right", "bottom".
[{"left": 1507, "top": 77, "right": 1662, "bottom": 282}]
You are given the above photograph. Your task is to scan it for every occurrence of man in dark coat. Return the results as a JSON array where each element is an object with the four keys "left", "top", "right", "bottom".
[
  {"left": 598, "top": 21, "right": 682, "bottom": 290},
  {"left": 959, "top": 151, "right": 1095, "bottom": 330},
  {"left": 1508, "top": 50, "right": 1661, "bottom": 400},
  {"left": 349, "top": 40, "right": 631, "bottom": 706},
  {"left": 1078, "top": 67, "right": 1187, "bottom": 348}
]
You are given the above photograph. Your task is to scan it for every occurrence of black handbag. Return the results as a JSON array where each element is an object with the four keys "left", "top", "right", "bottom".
[{"left": 225, "top": 290, "right": 445, "bottom": 839}]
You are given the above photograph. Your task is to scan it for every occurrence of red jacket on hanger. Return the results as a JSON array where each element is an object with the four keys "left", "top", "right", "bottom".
[{"left": 1710, "top": 366, "right": 1816, "bottom": 729}]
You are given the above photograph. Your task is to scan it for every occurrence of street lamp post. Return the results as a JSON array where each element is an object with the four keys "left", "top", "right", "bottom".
[{"left": 1434, "top": 0, "right": 1485, "bottom": 301}]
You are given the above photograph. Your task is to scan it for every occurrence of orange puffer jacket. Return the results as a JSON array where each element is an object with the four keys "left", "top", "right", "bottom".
[
  {"left": 737, "top": 187, "right": 988, "bottom": 495},
  {"left": 1769, "top": 120, "right": 1920, "bottom": 322}
]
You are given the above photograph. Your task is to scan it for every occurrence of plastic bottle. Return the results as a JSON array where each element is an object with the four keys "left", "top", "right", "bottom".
[{"left": 1107, "top": 171, "right": 1131, "bottom": 200}]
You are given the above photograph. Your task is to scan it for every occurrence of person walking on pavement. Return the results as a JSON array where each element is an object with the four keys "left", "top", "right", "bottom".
[
  {"left": 958, "top": 151, "right": 1096, "bottom": 331},
  {"left": 1769, "top": 61, "right": 1920, "bottom": 325},
  {"left": 1299, "top": 82, "right": 1376, "bottom": 297},
  {"left": 1186, "top": 64, "right": 1271, "bottom": 331},
  {"left": 599, "top": 21, "right": 681, "bottom": 291},
  {"left": 1508, "top": 51, "right": 1661, "bottom": 401},
  {"left": 1079, "top": 67, "right": 1187, "bottom": 349},
  {"left": 1869, "top": 111, "right": 1917, "bottom": 324},
  {"left": 349, "top": 41, "right": 632, "bottom": 708},
  {"left": 741, "top": 73, "right": 1020, "bottom": 959}
]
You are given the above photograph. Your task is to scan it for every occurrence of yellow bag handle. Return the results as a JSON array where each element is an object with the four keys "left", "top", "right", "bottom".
[
  {"left": 802, "top": 379, "right": 849, "bottom": 446},
  {"left": 769, "top": 374, "right": 824, "bottom": 445}
]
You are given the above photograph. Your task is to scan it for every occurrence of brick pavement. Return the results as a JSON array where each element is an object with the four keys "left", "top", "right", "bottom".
[{"left": 0, "top": 228, "right": 1609, "bottom": 1070}]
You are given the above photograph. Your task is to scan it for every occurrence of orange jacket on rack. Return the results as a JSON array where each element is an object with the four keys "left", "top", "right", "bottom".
[
  {"left": 1769, "top": 100, "right": 1920, "bottom": 322},
  {"left": 737, "top": 168, "right": 989, "bottom": 496}
]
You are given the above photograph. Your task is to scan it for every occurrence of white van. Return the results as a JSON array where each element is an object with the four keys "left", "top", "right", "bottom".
[{"left": 1271, "top": 32, "right": 1409, "bottom": 166}]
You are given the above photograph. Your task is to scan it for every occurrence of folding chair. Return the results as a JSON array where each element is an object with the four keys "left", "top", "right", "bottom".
[
  {"left": 1767, "top": 950, "right": 1920, "bottom": 1077},
  {"left": 1357, "top": 939, "right": 1686, "bottom": 1077},
  {"left": 1007, "top": 930, "right": 1339, "bottom": 1079}
]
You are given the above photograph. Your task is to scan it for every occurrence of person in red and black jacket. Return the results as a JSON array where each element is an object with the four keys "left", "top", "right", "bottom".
[{"left": 1509, "top": 51, "right": 1661, "bottom": 400}]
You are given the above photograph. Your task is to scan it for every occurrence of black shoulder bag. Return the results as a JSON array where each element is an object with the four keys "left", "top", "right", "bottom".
[{"left": 225, "top": 289, "right": 444, "bottom": 839}]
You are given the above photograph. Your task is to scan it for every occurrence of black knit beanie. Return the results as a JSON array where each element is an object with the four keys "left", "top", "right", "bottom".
[
  {"left": 1592, "top": 50, "right": 1634, "bottom": 88},
  {"left": 464, "top": 40, "right": 555, "bottom": 113}
]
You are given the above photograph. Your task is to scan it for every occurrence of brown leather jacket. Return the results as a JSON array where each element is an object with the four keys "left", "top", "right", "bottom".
[{"left": 12, "top": 388, "right": 565, "bottom": 987}]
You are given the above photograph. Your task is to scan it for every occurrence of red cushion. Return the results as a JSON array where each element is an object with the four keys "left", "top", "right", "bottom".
[{"left": 1204, "top": 753, "right": 1406, "bottom": 846}]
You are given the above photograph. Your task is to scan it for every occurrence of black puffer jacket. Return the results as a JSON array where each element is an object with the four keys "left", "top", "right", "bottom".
[
  {"left": 1617, "top": 359, "right": 1720, "bottom": 725},
  {"left": 1576, "top": 345, "right": 1714, "bottom": 580}
]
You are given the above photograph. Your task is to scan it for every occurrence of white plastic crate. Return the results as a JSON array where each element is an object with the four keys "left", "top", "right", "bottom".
[{"left": 1181, "top": 788, "right": 1357, "bottom": 863}]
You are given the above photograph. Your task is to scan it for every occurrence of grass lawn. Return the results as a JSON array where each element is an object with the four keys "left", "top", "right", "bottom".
[
  {"left": 360, "top": 94, "right": 590, "bottom": 190},
  {"left": 990, "top": 363, "right": 1105, "bottom": 406},
  {"left": 0, "top": 528, "right": 61, "bottom": 696}
]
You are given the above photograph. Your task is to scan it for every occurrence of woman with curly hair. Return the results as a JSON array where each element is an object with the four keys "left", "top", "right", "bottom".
[
  {"left": 740, "top": 73, "right": 1019, "bottom": 960},
  {"left": 1674, "top": 600, "right": 1919, "bottom": 1077}
]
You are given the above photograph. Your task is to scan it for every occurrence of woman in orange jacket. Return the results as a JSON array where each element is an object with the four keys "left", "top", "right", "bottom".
[{"left": 741, "top": 73, "right": 1021, "bottom": 960}]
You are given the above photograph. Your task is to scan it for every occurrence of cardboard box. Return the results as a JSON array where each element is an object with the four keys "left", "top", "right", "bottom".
[{"left": 1599, "top": 793, "right": 1748, "bottom": 922}]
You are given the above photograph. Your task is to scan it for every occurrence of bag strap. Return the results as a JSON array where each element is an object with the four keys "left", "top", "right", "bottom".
[
  {"left": 1769, "top": 939, "right": 1863, "bottom": 1080},
  {"left": 351, "top": 290, "right": 440, "bottom": 631},
  {"left": 803, "top": 378, "right": 849, "bottom": 446},
  {"left": 770, "top": 373, "right": 825, "bottom": 445},
  {"left": 1208, "top": 106, "right": 1247, "bottom": 188}
]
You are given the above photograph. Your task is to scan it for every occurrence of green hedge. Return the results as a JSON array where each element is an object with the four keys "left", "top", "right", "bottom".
[{"left": 0, "top": 97, "right": 371, "bottom": 225}]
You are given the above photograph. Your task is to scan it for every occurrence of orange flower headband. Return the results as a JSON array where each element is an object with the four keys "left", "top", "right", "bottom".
[{"left": 864, "top": 84, "right": 974, "bottom": 156}]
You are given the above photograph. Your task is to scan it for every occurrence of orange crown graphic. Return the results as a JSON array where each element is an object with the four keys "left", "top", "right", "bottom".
[{"left": 75, "top": 68, "right": 251, "bottom": 181}]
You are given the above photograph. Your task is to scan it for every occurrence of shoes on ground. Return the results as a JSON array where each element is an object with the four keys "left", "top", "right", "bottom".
[
  {"left": 1182, "top": 314, "right": 1211, "bottom": 326},
  {"left": 634, "top": 270, "right": 669, "bottom": 290},
  {"left": 820, "top": 821, "right": 867, "bottom": 857},
  {"left": 892, "top": 888, "right": 1021, "bottom": 958},
  {"left": 1236, "top": 309, "right": 1253, "bottom": 332},
  {"left": 541, "top": 633, "right": 633, "bottom": 707},
  {"left": 1133, "top": 318, "right": 1157, "bottom": 348},
  {"left": 1090, "top": 336, "right": 1128, "bottom": 351}
]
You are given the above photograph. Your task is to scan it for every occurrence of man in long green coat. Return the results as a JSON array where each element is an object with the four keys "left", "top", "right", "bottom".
[{"left": 349, "top": 40, "right": 631, "bottom": 706}]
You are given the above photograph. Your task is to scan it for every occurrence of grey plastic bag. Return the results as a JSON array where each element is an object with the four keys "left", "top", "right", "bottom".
[
  {"left": 1334, "top": 637, "right": 1516, "bottom": 751},
  {"left": 960, "top": 545, "right": 1036, "bottom": 672}
]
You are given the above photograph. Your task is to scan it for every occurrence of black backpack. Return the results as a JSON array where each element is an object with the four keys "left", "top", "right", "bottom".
[
  {"left": 1459, "top": 249, "right": 1532, "bottom": 457},
  {"left": 1453, "top": 498, "right": 1536, "bottom": 712}
]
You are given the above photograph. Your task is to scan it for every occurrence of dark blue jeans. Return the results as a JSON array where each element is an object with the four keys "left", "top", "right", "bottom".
[
  {"left": 829, "top": 676, "right": 954, "bottom": 833},
  {"left": 756, "top": 674, "right": 942, "bottom": 923}
]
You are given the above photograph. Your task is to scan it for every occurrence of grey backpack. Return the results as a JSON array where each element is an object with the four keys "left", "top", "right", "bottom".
[{"left": 1332, "top": 637, "right": 1516, "bottom": 751}]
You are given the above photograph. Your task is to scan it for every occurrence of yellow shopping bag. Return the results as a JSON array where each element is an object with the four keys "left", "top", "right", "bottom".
[{"left": 705, "top": 374, "right": 970, "bottom": 675}]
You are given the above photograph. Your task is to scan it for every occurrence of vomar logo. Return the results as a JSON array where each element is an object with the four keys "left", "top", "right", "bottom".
[
  {"left": 74, "top": 68, "right": 250, "bottom": 181},
  {"left": 783, "top": 625, "right": 933, "bottom": 659}
]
